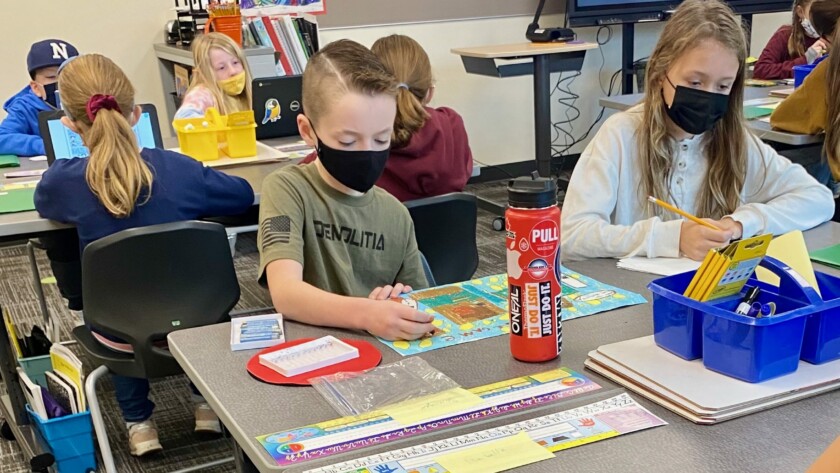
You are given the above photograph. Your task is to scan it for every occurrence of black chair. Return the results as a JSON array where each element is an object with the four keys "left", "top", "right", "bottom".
[
  {"left": 405, "top": 192, "right": 479, "bottom": 285},
  {"left": 72, "top": 221, "right": 239, "bottom": 472}
]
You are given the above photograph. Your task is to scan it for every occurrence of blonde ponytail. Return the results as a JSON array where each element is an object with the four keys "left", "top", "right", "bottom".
[
  {"left": 58, "top": 54, "right": 153, "bottom": 218},
  {"left": 372, "top": 35, "right": 432, "bottom": 149}
]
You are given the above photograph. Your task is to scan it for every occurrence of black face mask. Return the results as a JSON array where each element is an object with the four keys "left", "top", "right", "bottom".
[
  {"left": 43, "top": 82, "right": 59, "bottom": 108},
  {"left": 663, "top": 76, "right": 730, "bottom": 135},
  {"left": 315, "top": 133, "right": 389, "bottom": 193}
]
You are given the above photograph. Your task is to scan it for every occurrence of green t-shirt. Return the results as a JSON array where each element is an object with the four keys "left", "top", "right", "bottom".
[{"left": 258, "top": 163, "right": 429, "bottom": 296}]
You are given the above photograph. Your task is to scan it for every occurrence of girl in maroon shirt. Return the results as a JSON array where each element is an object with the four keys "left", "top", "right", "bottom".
[{"left": 754, "top": 0, "right": 826, "bottom": 79}]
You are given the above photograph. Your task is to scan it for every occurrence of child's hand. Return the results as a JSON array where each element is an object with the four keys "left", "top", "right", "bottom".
[
  {"left": 364, "top": 300, "right": 435, "bottom": 341},
  {"left": 679, "top": 219, "right": 733, "bottom": 261},
  {"left": 712, "top": 217, "right": 743, "bottom": 240},
  {"left": 807, "top": 39, "right": 829, "bottom": 64},
  {"left": 368, "top": 283, "right": 412, "bottom": 300}
]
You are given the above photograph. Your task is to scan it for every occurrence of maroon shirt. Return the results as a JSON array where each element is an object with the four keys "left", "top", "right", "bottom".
[
  {"left": 301, "top": 106, "right": 473, "bottom": 202},
  {"left": 754, "top": 25, "right": 818, "bottom": 80}
]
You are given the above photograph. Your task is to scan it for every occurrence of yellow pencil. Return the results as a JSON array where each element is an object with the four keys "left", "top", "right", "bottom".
[{"left": 647, "top": 196, "right": 722, "bottom": 231}]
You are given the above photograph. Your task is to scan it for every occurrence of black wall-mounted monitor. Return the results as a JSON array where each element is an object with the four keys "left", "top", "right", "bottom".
[{"left": 567, "top": 0, "right": 791, "bottom": 27}]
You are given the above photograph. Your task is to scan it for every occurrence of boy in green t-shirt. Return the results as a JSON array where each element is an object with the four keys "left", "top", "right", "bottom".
[{"left": 258, "top": 39, "right": 434, "bottom": 341}]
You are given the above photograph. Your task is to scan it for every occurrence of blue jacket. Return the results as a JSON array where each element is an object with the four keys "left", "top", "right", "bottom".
[
  {"left": 0, "top": 86, "right": 52, "bottom": 157},
  {"left": 35, "top": 147, "right": 255, "bottom": 248}
]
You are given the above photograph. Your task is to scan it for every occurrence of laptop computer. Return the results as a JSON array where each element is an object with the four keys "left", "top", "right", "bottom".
[
  {"left": 38, "top": 103, "right": 163, "bottom": 165},
  {"left": 252, "top": 76, "right": 303, "bottom": 140}
]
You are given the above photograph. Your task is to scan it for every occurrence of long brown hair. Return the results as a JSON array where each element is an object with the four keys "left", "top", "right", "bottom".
[
  {"left": 789, "top": 0, "right": 816, "bottom": 57},
  {"left": 302, "top": 39, "right": 398, "bottom": 125},
  {"left": 58, "top": 54, "right": 153, "bottom": 218},
  {"left": 189, "top": 32, "right": 252, "bottom": 115},
  {"left": 371, "top": 34, "right": 432, "bottom": 148},
  {"left": 640, "top": 0, "right": 749, "bottom": 219},
  {"left": 811, "top": 0, "right": 840, "bottom": 177}
]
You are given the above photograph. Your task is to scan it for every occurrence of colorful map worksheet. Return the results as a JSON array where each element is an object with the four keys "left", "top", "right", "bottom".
[{"left": 379, "top": 269, "right": 646, "bottom": 356}]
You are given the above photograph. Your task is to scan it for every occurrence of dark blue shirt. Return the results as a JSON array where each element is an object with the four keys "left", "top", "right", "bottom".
[{"left": 35, "top": 147, "right": 255, "bottom": 248}]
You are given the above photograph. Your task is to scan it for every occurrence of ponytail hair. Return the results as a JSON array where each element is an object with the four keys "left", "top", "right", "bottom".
[
  {"left": 371, "top": 35, "right": 432, "bottom": 149},
  {"left": 810, "top": 0, "right": 840, "bottom": 175},
  {"left": 58, "top": 54, "right": 153, "bottom": 218}
]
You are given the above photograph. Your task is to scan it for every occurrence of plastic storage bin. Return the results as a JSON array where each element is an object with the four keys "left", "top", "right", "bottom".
[
  {"left": 222, "top": 110, "right": 257, "bottom": 158},
  {"left": 649, "top": 257, "right": 828, "bottom": 383},
  {"left": 27, "top": 405, "right": 96, "bottom": 473},
  {"left": 18, "top": 353, "right": 52, "bottom": 387},
  {"left": 793, "top": 64, "right": 817, "bottom": 88},
  {"left": 801, "top": 271, "right": 840, "bottom": 364},
  {"left": 172, "top": 116, "right": 222, "bottom": 162}
]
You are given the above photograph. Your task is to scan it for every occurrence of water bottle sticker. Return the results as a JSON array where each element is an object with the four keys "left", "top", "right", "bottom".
[
  {"left": 527, "top": 259, "right": 551, "bottom": 279},
  {"left": 529, "top": 220, "right": 560, "bottom": 257},
  {"left": 509, "top": 284, "right": 523, "bottom": 336}
]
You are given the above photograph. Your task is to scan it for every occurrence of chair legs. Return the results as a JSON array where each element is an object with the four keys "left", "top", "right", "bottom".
[
  {"left": 86, "top": 365, "right": 118, "bottom": 473},
  {"left": 225, "top": 224, "right": 258, "bottom": 257},
  {"left": 86, "top": 365, "right": 235, "bottom": 473},
  {"left": 26, "top": 241, "right": 58, "bottom": 343}
]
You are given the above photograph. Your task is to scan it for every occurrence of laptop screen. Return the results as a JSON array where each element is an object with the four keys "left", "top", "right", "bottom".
[{"left": 45, "top": 111, "right": 157, "bottom": 160}]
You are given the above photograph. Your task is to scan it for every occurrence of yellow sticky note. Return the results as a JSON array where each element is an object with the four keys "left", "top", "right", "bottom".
[
  {"left": 382, "top": 388, "right": 483, "bottom": 426},
  {"left": 756, "top": 231, "right": 820, "bottom": 296},
  {"left": 435, "top": 432, "right": 554, "bottom": 473}
]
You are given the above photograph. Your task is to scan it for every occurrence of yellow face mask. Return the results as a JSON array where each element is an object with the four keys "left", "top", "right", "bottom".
[{"left": 219, "top": 71, "right": 246, "bottom": 96}]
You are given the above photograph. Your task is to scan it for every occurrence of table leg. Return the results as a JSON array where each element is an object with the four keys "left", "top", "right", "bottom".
[
  {"left": 533, "top": 54, "right": 552, "bottom": 177},
  {"left": 232, "top": 438, "right": 260, "bottom": 473}
]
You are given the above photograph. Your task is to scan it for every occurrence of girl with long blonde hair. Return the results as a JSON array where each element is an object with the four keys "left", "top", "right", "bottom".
[
  {"left": 175, "top": 32, "right": 252, "bottom": 118},
  {"left": 34, "top": 53, "right": 254, "bottom": 456},
  {"left": 562, "top": 0, "right": 833, "bottom": 261}
]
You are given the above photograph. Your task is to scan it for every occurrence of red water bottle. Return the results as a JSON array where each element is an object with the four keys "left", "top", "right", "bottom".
[{"left": 506, "top": 173, "right": 561, "bottom": 362}]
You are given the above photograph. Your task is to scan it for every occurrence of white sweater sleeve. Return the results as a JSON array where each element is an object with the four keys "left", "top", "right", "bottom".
[
  {"left": 561, "top": 117, "right": 683, "bottom": 261},
  {"left": 728, "top": 138, "right": 834, "bottom": 238}
]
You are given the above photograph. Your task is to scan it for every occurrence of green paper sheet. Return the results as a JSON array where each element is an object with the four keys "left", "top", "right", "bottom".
[
  {"left": 0, "top": 187, "right": 36, "bottom": 213},
  {"left": 810, "top": 244, "right": 840, "bottom": 269},
  {"left": 0, "top": 155, "right": 20, "bottom": 168},
  {"left": 743, "top": 105, "right": 773, "bottom": 120}
]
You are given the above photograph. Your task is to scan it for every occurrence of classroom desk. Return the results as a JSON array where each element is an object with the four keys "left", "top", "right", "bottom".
[
  {"left": 452, "top": 42, "right": 598, "bottom": 178},
  {"left": 168, "top": 222, "right": 840, "bottom": 473},
  {"left": 0, "top": 137, "right": 299, "bottom": 239},
  {"left": 598, "top": 86, "right": 822, "bottom": 147}
]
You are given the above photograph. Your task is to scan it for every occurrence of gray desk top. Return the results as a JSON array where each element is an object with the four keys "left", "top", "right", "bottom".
[
  {"left": 0, "top": 137, "right": 298, "bottom": 239},
  {"left": 168, "top": 222, "right": 840, "bottom": 472},
  {"left": 599, "top": 86, "right": 822, "bottom": 146}
]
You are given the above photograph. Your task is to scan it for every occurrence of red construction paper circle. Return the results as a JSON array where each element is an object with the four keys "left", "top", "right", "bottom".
[{"left": 246, "top": 338, "right": 382, "bottom": 385}]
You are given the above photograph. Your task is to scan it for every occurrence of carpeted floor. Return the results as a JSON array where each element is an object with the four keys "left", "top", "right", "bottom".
[{"left": 1, "top": 180, "right": 516, "bottom": 473}]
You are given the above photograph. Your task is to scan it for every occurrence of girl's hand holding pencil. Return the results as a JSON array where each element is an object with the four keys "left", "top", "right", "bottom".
[{"left": 648, "top": 196, "right": 741, "bottom": 261}]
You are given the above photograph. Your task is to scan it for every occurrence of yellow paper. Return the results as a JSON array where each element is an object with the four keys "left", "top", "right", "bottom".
[
  {"left": 382, "top": 388, "right": 483, "bottom": 426},
  {"left": 435, "top": 432, "right": 554, "bottom": 473},
  {"left": 529, "top": 368, "right": 571, "bottom": 383},
  {"left": 746, "top": 56, "right": 758, "bottom": 64},
  {"left": 756, "top": 231, "right": 821, "bottom": 296}
]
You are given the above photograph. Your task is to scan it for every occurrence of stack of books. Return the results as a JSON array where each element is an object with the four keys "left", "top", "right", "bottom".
[{"left": 242, "top": 15, "right": 318, "bottom": 76}]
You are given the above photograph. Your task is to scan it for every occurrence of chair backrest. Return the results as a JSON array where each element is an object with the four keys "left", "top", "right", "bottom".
[
  {"left": 82, "top": 221, "right": 240, "bottom": 377},
  {"left": 405, "top": 192, "right": 479, "bottom": 285}
]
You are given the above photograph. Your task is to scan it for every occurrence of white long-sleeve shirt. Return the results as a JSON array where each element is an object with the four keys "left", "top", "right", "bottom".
[{"left": 561, "top": 107, "right": 834, "bottom": 261}]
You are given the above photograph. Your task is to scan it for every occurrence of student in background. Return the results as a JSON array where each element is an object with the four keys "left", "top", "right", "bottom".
[
  {"left": 0, "top": 38, "right": 79, "bottom": 156},
  {"left": 754, "top": 0, "right": 827, "bottom": 79},
  {"left": 772, "top": 0, "right": 840, "bottom": 219},
  {"left": 259, "top": 40, "right": 434, "bottom": 341},
  {"left": 561, "top": 0, "right": 833, "bottom": 262},
  {"left": 35, "top": 54, "right": 254, "bottom": 457},
  {"left": 299, "top": 34, "right": 473, "bottom": 202},
  {"left": 0, "top": 39, "right": 83, "bottom": 313},
  {"left": 175, "top": 32, "right": 252, "bottom": 119}
]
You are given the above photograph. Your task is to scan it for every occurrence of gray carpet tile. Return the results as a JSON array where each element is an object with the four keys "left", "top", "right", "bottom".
[{"left": 1, "top": 180, "right": 510, "bottom": 472}]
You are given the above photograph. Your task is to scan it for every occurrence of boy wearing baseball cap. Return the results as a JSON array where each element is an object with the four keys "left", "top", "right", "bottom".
[{"left": 0, "top": 39, "right": 79, "bottom": 156}]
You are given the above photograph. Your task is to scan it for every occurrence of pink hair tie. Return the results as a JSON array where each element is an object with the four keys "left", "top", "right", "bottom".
[{"left": 85, "top": 94, "right": 122, "bottom": 122}]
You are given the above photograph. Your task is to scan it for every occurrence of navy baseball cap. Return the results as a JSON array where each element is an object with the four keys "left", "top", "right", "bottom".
[{"left": 27, "top": 39, "right": 79, "bottom": 78}]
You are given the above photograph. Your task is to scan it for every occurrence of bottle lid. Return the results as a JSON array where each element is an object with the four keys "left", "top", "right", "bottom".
[{"left": 508, "top": 171, "right": 557, "bottom": 208}]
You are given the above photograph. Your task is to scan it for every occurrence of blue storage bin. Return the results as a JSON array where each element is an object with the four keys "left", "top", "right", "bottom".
[
  {"left": 26, "top": 405, "right": 96, "bottom": 473},
  {"left": 793, "top": 64, "right": 816, "bottom": 87},
  {"left": 650, "top": 270, "right": 705, "bottom": 360},
  {"left": 801, "top": 271, "right": 840, "bottom": 364},
  {"left": 649, "top": 257, "right": 823, "bottom": 382}
]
